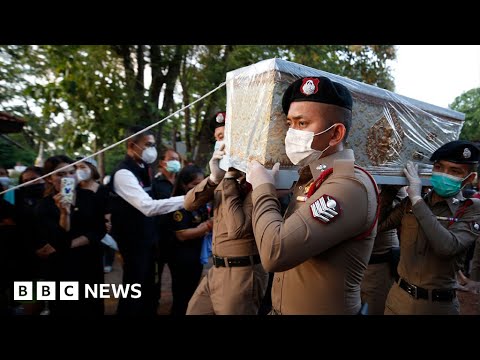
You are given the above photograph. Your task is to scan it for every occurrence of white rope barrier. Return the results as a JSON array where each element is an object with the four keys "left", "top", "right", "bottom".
[{"left": 0, "top": 81, "right": 226, "bottom": 196}]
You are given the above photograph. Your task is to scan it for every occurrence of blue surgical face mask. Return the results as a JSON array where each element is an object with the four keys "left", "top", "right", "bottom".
[
  {"left": 0, "top": 176, "right": 11, "bottom": 188},
  {"left": 166, "top": 160, "right": 181, "bottom": 173},
  {"left": 430, "top": 171, "right": 471, "bottom": 198}
]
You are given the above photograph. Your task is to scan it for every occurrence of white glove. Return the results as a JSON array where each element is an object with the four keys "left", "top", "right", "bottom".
[
  {"left": 246, "top": 161, "right": 280, "bottom": 190},
  {"left": 209, "top": 143, "right": 226, "bottom": 184},
  {"left": 403, "top": 161, "right": 422, "bottom": 205}
]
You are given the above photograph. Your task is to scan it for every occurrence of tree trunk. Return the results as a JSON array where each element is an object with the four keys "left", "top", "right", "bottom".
[
  {"left": 98, "top": 150, "right": 105, "bottom": 180},
  {"left": 179, "top": 51, "right": 192, "bottom": 155},
  {"left": 114, "top": 45, "right": 135, "bottom": 86},
  {"left": 93, "top": 136, "right": 104, "bottom": 179},
  {"left": 160, "top": 45, "right": 183, "bottom": 114},
  {"left": 135, "top": 45, "right": 145, "bottom": 93},
  {"left": 182, "top": 87, "right": 192, "bottom": 154},
  {"left": 149, "top": 45, "right": 165, "bottom": 147},
  {"left": 157, "top": 45, "right": 184, "bottom": 147},
  {"left": 149, "top": 45, "right": 165, "bottom": 107}
]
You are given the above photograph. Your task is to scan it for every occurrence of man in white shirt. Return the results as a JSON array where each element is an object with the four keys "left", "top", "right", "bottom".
[{"left": 110, "top": 126, "right": 184, "bottom": 316}]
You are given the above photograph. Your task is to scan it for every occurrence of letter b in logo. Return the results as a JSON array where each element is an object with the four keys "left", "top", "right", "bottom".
[
  {"left": 37, "top": 281, "right": 56, "bottom": 300},
  {"left": 14, "top": 282, "right": 33, "bottom": 301}
]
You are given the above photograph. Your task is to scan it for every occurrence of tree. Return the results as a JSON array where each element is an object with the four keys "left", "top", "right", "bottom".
[
  {"left": 184, "top": 45, "right": 397, "bottom": 166},
  {"left": 450, "top": 88, "right": 480, "bottom": 141},
  {"left": 0, "top": 45, "right": 397, "bottom": 173},
  {"left": 0, "top": 45, "right": 185, "bottom": 176}
]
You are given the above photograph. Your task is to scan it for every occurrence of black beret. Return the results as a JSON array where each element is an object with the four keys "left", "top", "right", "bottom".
[
  {"left": 430, "top": 140, "right": 480, "bottom": 164},
  {"left": 282, "top": 76, "right": 353, "bottom": 115},
  {"left": 212, "top": 111, "right": 226, "bottom": 129}
]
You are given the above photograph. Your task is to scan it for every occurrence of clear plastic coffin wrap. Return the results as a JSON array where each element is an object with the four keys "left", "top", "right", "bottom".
[{"left": 223, "top": 58, "right": 465, "bottom": 186}]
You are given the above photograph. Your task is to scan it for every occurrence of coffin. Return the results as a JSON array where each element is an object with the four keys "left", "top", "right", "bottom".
[{"left": 223, "top": 58, "right": 464, "bottom": 186}]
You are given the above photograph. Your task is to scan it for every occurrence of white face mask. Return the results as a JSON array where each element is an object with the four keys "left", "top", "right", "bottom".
[
  {"left": 142, "top": 147, "right": 158, "bottom": 164},
  {"left": 134, "top": 143, "right": 158, "bottom": 164},
  {"left": 76, "top": 168, "right": 92, "bottom": 182},
  {"left": 285, "top": 124, "right": 337, "bottom": 166}
]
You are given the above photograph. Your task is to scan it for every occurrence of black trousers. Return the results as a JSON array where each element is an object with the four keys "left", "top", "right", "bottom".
[
  {"left": 169, "top": 248, "right": 203, "bottom": 316},
  {"left": 117, "top": 243, "right": 157, "bottom": 316}
]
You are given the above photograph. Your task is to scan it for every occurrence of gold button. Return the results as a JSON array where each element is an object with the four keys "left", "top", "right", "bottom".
[
  {"left": 276, "top": 277, "right": 280, "bottom": 282},
  {"left": 298, "top": 186, "right": 303, "bottom": 190}
]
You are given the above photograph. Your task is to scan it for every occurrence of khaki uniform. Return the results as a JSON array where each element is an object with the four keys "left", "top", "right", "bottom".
[
  {"left": 360, "top": 230, "right": 398, "bottom": 315},
  {"left": 361, "top": 188, "right": 405, "bottom": 315},
  {"left": 380, "top": 191, "right": 480, "bottom": 315},
  {"left": 184, "top": 177, "right": 268, "bottom": 315},
  {"left": 251, "top": 149, "right": 378, "bottom": 315}
]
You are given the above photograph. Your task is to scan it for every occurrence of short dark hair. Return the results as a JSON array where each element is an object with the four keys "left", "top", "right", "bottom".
[
  {"left": 43, "top": 155, "right": 74, "bottom": 196},
  {"left": 125, "top": 125, "right": 154, "bottom": 147},
  {"left": 323, "top": 105, "right": 352, "bottom": 143},
  {"left": 19, "top": 166, "right": 44, "bottom": 184},
  {"left": 85, "top": 162, "right": 100, "bottom": 181},
  {"left": 44, "top": 155, "right": 74, "bottom": 175},
  {"left": 158, "top": 146, "right": 178, "bottom": 162}
]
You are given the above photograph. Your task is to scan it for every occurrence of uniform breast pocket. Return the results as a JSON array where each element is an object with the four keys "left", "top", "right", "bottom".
[
  {"left": 400, "top": 214, "right": 418, "bottom": 247},
  {"left": 467, "top": 221, "right": 480, "bottom": 237}
]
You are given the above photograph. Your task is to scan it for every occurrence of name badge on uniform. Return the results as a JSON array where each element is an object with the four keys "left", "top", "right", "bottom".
[{"left": 310, "top": 194, "right": 341, "bottom": 224}]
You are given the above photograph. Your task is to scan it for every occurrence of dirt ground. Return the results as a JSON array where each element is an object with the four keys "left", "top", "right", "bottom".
[{"left": 104, "top": 252, "right": 212, "bottom": 315}]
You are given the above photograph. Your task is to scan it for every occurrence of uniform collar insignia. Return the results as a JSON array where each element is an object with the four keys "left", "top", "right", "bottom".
[
  {"left": 309, "top": 149, "right": 355, "bottom": 179},
  {"left": 447, "top": 191, "right": 466, "bottom": 214}
]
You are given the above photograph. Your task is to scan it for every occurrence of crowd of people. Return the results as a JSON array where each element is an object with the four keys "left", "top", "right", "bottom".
[{"left": 1, "top": 76, "right": 480, "bottom": 316}]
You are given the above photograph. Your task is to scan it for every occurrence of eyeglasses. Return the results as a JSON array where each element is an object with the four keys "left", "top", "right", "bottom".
[{"left": 134, "top": 142, "right": 156, "bottom": 149}]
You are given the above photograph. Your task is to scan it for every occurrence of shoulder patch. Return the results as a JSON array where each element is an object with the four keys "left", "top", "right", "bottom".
[
  {"left": 310, "top": 194, "right": 341, "bottom": 223},
  {"left": 333, "top": 159, "right": 355, "bottom": 177},
  {"left": 173, "top": 211, "right": 183, "bottom": 222}
]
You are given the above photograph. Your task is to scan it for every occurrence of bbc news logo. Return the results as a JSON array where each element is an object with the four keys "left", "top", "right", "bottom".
[{"left": 14, "top": 282, "right": 141, "bottom": 300}]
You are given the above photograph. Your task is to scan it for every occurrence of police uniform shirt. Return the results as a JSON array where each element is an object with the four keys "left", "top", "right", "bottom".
[
  {"left": 379, "top": 190, "right": 480, "bottom": 291},
  {"left": 184, "top": 177, "right": 259, "bottom": 257},
  {"left": 371, "top": 187, "right": 406, "bottom": 256},
  {"left": 251, "top": 149, "right": 378, "bottom": 315}
]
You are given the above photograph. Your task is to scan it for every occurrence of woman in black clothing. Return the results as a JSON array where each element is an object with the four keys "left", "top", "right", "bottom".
[
  {"left": 14, "top": 166, "right": 45, "bottom": 283},
  {"left": 35, "top": 155, "right": 106, "bottom": 316},
  {"left": 75, "top": 157, "right": 114, "bottom": 273},
  {"left": 169, "top": 165, "right": 212, "bottom": 315}
]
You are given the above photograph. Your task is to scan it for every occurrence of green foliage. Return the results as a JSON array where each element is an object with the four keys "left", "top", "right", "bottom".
[
  {"left": 278, "top": 45, "right": 396, "bottom": 90},
  {"left": 0, "top": 133, "right": 36, "bottom": 169},
  {"left": 103, "top": 143, "right": 127, "bottom": 175},
  {"left": 0, "top": 45, "right": 397, "bottom": 171},
  {"left": 450, "top": 88, "right": 480, "bottom": 141}
]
